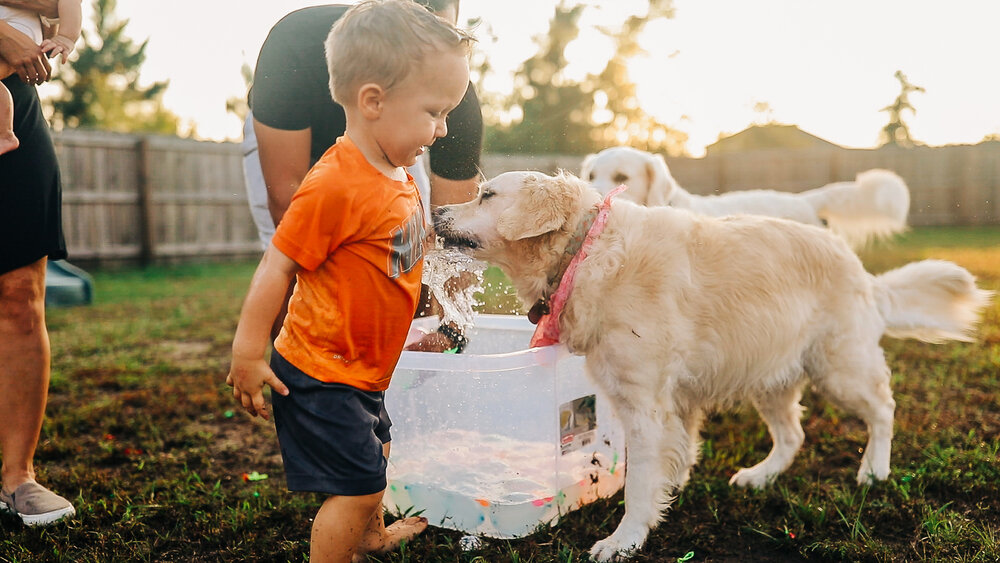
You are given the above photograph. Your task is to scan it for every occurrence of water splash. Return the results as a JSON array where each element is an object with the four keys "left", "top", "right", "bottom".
[{"left": 422, "top": 247, "right": 487, "bottom": 333}]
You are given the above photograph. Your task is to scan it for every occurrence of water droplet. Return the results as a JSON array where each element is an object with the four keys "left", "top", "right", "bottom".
[{"left": 459, "top": 535, "right": 482, "bottom": 551}]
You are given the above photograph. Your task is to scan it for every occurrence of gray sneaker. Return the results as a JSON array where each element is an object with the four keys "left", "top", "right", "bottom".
[{"left": 0, "top": 481, "right": 75, "bottom": 526}]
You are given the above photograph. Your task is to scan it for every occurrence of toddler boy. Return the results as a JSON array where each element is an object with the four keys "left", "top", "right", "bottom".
[{"left": 227, "top": 1, "right": 473, "bottom": 561}]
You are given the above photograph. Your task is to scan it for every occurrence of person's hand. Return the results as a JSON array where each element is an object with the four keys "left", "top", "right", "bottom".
[
  {"left": 0, "top": 22, "right": 51, "bottom": 84},
  {"left": 39, "top": 35, "right": 74, "bottom": 64},
  {"left": 403, "top": 330, "right": 456, "bottom": 352},
  {"left": 226, "top": 356, "right": 289, "bottom": 420}
]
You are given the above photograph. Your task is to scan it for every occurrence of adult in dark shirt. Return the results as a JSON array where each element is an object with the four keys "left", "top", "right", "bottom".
[{"left": 243, "top": 0, "right": 482, "bottom": 352}]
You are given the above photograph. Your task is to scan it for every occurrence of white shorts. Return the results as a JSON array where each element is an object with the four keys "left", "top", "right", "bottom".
[{"left": 0, "top": 7, "right": 43, "bottom": 44}]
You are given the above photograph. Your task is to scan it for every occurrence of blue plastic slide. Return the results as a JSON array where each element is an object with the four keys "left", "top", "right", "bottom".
[{"left": 45, "top": 260, "right": 94, "bottom": 307}]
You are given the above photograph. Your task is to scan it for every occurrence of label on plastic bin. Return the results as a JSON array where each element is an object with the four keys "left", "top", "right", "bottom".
[{"left": 559, "top": 395, "right": 597, "bottom": 455}]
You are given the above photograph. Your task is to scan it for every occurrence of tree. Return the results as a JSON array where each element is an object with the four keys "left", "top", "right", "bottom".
[
  {"left": 226, "top": 59, "right": 254, "bottom": 125},
  {"left": 484, "top": 2, "right": 592, "bottom": 154},
  {"left": 879, "top": 70, "right": 924, "bottom": 148},
  {"left": 751, "top": 101, "right": 776, "bottom": 125},
  {"left": 484, "top": 0, "right": 685, "bottom": 156},
  {"left": 586, "top": 0, "right": 687, "bottom": 155},
  {"left": 46, "top": 0, "right": 180, "bottom": 134}
]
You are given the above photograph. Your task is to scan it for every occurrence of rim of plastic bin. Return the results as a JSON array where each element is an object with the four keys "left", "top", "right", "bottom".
[{"left": 398, "top": 314, "right": 570, "bottom": 372}]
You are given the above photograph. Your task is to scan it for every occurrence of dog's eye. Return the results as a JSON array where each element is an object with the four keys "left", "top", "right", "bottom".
[
  {"left": 588, "top": 172, "right": 595, "bottom": 181},
  {"left": 479, "top": 190, "right": 494, "bottom": 203},
  {"left": 613, "top": 173, "right": 629, "bottom": 185}
]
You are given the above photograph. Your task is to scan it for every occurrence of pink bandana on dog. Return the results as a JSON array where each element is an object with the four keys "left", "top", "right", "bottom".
[{"left": 530, "top": 184, "right": 627, "bottom": 347}]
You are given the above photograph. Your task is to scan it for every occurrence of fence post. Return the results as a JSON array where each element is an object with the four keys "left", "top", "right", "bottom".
[{"left": 136, "top": 136, "right": 155, "bottom": 266}]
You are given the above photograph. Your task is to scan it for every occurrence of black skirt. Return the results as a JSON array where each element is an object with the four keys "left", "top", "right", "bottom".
[{"left": 0, "top": 75, "right": 67, "bottom": 275}]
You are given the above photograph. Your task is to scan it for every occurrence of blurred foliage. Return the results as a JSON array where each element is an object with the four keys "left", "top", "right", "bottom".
[
  {"left": 879, "top": 70, "right": 924, "bottom": 148},
  {"left": 481, "top": 0, "right": 688, "bottom": 156},
  {"left": 46, "top": 0, "right": 181, "bottom": 134},
  {"left": 225, "top": 59, "right": 253, "bottom": 125}
]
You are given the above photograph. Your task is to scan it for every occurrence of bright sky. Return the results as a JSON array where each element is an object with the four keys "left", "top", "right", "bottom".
[{"left": 60, "top": 0, "right": 1000, "bottom": 157}]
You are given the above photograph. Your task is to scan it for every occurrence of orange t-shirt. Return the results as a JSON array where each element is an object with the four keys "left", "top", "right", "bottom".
[{"left": 272, "top": 136, "right": 425, "bottom": 391}]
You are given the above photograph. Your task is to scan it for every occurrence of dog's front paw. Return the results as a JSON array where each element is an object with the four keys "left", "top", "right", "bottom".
[
  {"left": 589, "top": 535, "right": 641, "bottom": 562},
  {"left": 856, "top": 467, "right": 889, "bottom": 486},
  {"left": 729, "top": 466, "right": 776, "bottom": 489}
]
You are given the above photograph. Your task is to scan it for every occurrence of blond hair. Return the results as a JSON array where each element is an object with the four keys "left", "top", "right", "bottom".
[{"left": 325, "top": 0, "right": 474, "bottom": 105}]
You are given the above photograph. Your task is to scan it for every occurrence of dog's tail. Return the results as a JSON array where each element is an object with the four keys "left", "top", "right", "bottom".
[
  {"left": 800, "top": 169, "right": 910, "bottom": 249},
  {"left": 873, "top": 260, "right": 994, "bottom": 343}
]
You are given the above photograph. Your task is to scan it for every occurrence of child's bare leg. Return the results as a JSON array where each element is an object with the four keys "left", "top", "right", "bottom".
[
  {"left": 311, "top": 492, "right": 385, "bottom": 563},
  {"left": 311, "top": 489, "right": 426, "bottom": 563},
  {"left": 0, "top": 70, "right": 18, "bottom": 155},
  {"left": 351, "top": 506, "right": 428, "bottom": 563},
  {"left": 350, "top": 441, "right": 428, "bottom": 561},
  {"left": 353, "top": 442, "right": 427, "bottom": 563}
]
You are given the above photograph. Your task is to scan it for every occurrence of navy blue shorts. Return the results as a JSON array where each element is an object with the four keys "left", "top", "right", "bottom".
[{"left": 270, "top": 351, "right": 392, "bottom": 496}]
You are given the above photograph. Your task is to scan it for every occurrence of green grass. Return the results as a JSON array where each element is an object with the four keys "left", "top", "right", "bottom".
[{"left": 2, "top": 227, "right": 998, "bottom": 562}]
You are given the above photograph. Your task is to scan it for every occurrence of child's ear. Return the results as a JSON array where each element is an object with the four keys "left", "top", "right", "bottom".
[{"left": 358, "top": 83, "right": 385, "bottom": 119}]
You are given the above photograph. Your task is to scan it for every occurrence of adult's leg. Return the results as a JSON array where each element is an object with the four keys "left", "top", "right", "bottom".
[{"left": 0, "top": 258, "right": 49, "bottom": 491}]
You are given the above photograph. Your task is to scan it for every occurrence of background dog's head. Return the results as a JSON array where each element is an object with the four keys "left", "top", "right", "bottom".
[
  {"left": 433, "top": 170, "right": 597, "bottom": 294},
  {"left": 581, "top": 146, "right": 678, "bottom": 206}
]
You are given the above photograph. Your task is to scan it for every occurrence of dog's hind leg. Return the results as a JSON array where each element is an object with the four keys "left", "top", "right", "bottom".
[
  {"left": 815, "top": 343, "right": 895, "bottom": 485},
  {"left": 729, "top": 382, "right": 806, "bottom": 489}
]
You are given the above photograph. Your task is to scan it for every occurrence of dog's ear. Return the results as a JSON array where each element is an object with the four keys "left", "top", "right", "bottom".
[
  {"left": 497, "top": 172, "right": 577, "bottom": 240},
  {"left": 645, "top": 153, "right": 677, "bottom": 207}
]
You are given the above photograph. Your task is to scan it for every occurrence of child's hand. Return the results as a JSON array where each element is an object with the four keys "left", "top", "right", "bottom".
[
  {"left": 403, "top": 330, "right": 455, "bottom": 352},
  {"left": 39, "top": 35, "right": 75, "bottom": 64},
  {"left": 227, "top": 357, "right": 290, "bottom": 420}
]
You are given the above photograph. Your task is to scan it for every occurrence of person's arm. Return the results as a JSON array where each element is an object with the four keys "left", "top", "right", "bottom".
[
  {"left": 429, "top": 174, "right": 479, "bottom": 207},
  {"left": 38, "top": 0, "right": 81, "bottom": 63},
  {"left": 253, "top": 119, "right": 312, "bottom": 226},
  {"left": 55, "top": 0, "right": 81, "bottom": 38},
  {"left": 427, "top": 82, "right": 483, "bottom": 208},
  {"left": 227, "top": 246, "right": 297, "bottom": 419},
  {"left": 0, "top": 0, "right": 59, "bottom": 18},
  {"left": 0, "top": 19, "right": 50, "bottom": 84}
]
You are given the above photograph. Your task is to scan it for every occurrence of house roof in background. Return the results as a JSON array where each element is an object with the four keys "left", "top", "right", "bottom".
[{"left": 706, "top": 123, "right": 842, "bottom": 154}]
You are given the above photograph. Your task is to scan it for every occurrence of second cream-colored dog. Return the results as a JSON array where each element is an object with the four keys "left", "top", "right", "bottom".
[
  {"left": 433, "top": 170, "right": 992, "bottom": 561},
  {"left": 581, "top": 146, "right": 911, "bottom": 249}
]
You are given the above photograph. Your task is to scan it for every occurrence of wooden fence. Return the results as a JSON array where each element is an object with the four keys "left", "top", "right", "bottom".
[
  {"left": 54, "top": 130, "right": 260, "bottom": 266},
  {"left": 50, "top": 130, "right": 1000, "bottom": 267}
]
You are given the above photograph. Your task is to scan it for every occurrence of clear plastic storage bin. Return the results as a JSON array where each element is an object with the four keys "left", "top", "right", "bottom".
[{"left": 383, "top": 314, "right": 625, "bottom": 538}]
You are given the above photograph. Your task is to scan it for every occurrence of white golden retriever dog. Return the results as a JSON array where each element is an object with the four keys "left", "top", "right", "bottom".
[
  {"left": 581, "top": 146, "right": 911, "bottom": 249},
  {"left": 433, "top": 170, "right": 992, "bottom": 562}
]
